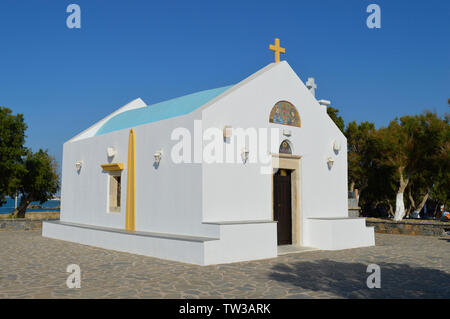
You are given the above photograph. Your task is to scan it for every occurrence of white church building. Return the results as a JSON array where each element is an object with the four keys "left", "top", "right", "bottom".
[{"left": 43, "top": 40, "right": 374, "bottom": 265}]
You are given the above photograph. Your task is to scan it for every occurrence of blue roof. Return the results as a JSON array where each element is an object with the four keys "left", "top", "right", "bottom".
[{"left": 95, "top": 85, "right": 233, "bottom": 136}]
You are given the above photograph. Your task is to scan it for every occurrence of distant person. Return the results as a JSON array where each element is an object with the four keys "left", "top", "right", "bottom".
[{"left": 441, "top": 205, "right": 449, "bottom": 221}]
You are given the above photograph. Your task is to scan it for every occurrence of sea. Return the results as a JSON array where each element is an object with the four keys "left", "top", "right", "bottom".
[{"left": 0, "top": 197, "right": 60, "bottom": 214}]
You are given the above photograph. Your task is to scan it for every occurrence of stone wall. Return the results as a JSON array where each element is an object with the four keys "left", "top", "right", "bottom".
[
  {"left": 348, "top": 207, "right": 360, "bottom": 218},
  {"left": 0, "top": 211, "right": 60, "bottom": 220},
  {"left": 366, "top": 218, "right": 450, "bottom": 237},
  {"left": 0, "top": 218, "right": 58, "bottom": 231}
]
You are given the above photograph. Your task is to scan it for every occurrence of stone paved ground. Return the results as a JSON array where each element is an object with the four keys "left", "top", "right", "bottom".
[{"left": 0, "top": 231, "right": 449, "bottom": 298}]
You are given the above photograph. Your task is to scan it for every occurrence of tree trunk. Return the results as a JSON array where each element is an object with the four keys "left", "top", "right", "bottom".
[
  {"left": 387, "top": 201, "right": 394, "bottom": 218},
  {"left": 408, "top": 189, "right": 429, "bottom": 218},
  {"left": 433, "top": 202, "right": 440, "bottom": 218},
  {"left": 394, "top": 192, "right": 405, "bottom": 221},
  {"left": 416, "top": 192, "right": 430, "bottom": 216},
  {"left": 405, "top": 206, "right": 411, "bottom": 218},
  {"left": 405, "top": 188, "right": 414, "bottom": 218},
  {"left": 350, "top": 181, "right": 355, "bottom": 192},
  {"left": 15, "top": 196, "right": 30, "bottom": 218},
  {"left": 408, "top": 188, "right": 416, "bottom": 211},
  {"left": 394, "top": 168, "right": 409, "bottom": 221},
  {"left": 358, "top": 183, "right": 368, "bottom": 207}
]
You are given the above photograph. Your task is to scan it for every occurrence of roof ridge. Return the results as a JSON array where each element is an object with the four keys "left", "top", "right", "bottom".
[
  {"left": 94, "top": 85, "right": 233, "bottom": 136},
  {"left": 146, "top": 85, "right": 232, "bottom": 108}
]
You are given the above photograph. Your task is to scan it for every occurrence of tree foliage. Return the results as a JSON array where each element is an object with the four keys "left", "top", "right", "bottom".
[
  {"left": 0, "top": 107, "right": 27, "bottom": 204},
  {"left": 429, "top": 114, "right": 450, "bottom": 211},
  {"left": 345, "top": 121, "right": 376, "bottom": 193},
  {"left": 0, "top": 106, "right": 60, "bottom": 218},
  {"left": 15, "top": 149, "right": 60, "bottom": 218},
  {"left": 327, "top": 106, "right": 345, "bottom": 133},
  {"left": 347, "top": 111, "right": 449, "bottom": 220}
]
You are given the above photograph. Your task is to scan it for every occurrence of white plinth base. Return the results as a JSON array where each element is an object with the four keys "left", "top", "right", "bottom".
[
  {"left": 42, "top": 220, "right": 277, "bottom": 265},
  {"left": 304, "top": 217, "right": 375, "bottom": 250}
]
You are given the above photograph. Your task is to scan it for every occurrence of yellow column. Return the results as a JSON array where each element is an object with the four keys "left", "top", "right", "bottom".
[{"left": 125, "top": 129, "right": 136, "bottom": 231}]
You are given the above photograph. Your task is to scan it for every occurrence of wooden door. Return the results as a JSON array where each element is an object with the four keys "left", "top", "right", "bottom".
[{"left": 273, "top": 169, "right": 292, "bottom": 245}]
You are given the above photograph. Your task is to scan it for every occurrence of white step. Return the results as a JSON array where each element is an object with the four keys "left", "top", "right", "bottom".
[{"left": 42, "top": 220, "right": 216, "bottom": 265}]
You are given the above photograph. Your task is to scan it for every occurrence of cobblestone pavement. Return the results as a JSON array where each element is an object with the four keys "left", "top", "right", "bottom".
[{"left": 0, "top": 231, "right": 449, "bottom": 298}]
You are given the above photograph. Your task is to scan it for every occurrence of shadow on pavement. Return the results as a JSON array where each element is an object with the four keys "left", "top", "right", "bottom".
[{"left": 270, "top": 259, "right": 450, "bottom": 298}]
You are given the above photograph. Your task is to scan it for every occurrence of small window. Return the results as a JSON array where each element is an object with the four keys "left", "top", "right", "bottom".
[
  {"left": 109, "top": 174, "right": 121, "bottom": 212},
  {"left": 279, "top": 140, "right": 293, "bottom": 154}
]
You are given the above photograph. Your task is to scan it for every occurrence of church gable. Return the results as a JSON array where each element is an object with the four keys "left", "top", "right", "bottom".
[{"left": 201, "top": 61, "right": 326, "bottom": 135}]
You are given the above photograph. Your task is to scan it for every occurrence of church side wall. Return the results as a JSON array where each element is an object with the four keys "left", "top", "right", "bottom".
[
  {"left": 133, "top": 113, "right": 216, "bottom": 237},
  {"left": 60, "top": 112, "right": 217, "bottom": 238},
  {"left": 201, "top": 62, "right": 348, "bottom": 243},
  {"left": 60, "top": 131, "right": 129, "bottom": 228}
]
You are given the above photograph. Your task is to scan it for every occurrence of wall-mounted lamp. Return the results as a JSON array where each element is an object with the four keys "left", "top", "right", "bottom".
[
  {"left": 283, "top": 129, "right": 292, "bottom": 137},
  {"left": 107, "top": 147, "right": 117, "bottom": 158},
  {"left": 333, "top": 140, "right": 341, "bottom": 153},
  {"left": 223, "top": 125, "right": 232, "bottom": 141},
  {"left": 327, "top": 157, "right": 334, "bottom": 169},
  {"left": 75, "top": 161, "right": 83, "bottom": 171},
  {"left": 154, "top": 150, "right": 163, "bottom": 164},
  {"left": 241, "top": 147, "right": 249, "bottom": 164}
]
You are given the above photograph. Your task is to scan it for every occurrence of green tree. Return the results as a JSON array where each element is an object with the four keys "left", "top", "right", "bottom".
[
  {"left": 360, "top": 163, "right": 397, "bottom": 217},
  {"left": 404, "top": 112, "right": 449, "bottom": 217},
  {"left": 429, "top": 114, "right": 450, "bottom": 215},
  {"left": 15, "top": 149, "right": 60, "bottom": 218},
  {"left": 376, "top": 112, "right": 448, "bottom": 220},
  {"left": 345, "top": 121, "right": 376, "bottom": 195},
  {"left": 0, "top": 107, "right": 27, "bottom": 204},
  {"left": 346, "top": 122, "right": 397, "bottom": 217},
  {"left": 376, "top": 117, "right": 418, "bottom": 220},
  {"left": 327, "top": 106, "right": 345, "bottom": 133}
]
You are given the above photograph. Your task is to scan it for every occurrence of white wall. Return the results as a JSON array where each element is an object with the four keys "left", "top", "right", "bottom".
[
  {"left": 201, "top": 62, "right": 349, "bottom": 239},
  {"left": 43, "top": 221, "right": 207, "bottom": 265},
  {"left": 132, "top": 113, "right": 218, "bottom": 238},
  {"left": 60, "top": 130, "right": 130, "bottom": 229},
  {"left": 61, "top": 110, "right": 220, "bottom": 238},
  {"left": 304, "top": 218, "right": 375, "bottom": 250},
  {"left": 203, "top": 222, "right": 277, "bottom": 264},
  {"left": 61, "top": 61, "right": 349, "bottom": 248}
]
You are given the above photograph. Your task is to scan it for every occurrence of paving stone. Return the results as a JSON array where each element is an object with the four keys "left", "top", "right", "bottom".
[{"left": 0, "top": 231, "right": 449, "bottom": 298}]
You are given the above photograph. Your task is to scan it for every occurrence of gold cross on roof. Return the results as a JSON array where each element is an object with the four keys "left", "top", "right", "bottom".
[{"left": 269, "top": 38, "right": 285, "bottom": 63}]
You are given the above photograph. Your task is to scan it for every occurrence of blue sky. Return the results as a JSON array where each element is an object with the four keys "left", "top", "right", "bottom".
[{"left": 0, "top": 0, "right": 449, "bottom": 170}]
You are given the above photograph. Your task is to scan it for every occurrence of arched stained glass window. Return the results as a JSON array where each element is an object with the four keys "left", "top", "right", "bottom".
[
  {"left": 279, "top": 140, "right": 292, "bottom": 154},
  {"left": 269, "top": 101, "right": 301, "bottom": 127}
]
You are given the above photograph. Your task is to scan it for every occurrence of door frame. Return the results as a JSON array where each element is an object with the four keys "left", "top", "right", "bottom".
[{"left": 272, "top": 153, "right": 302, "bottom": 246}]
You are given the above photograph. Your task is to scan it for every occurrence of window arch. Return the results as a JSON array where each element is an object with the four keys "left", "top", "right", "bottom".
[
  {"left": 279, "top": 140, "right": 293, "bottom": 154},
  {"left": 269, "top": 101, "right": 301, "bottom": 127}
]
